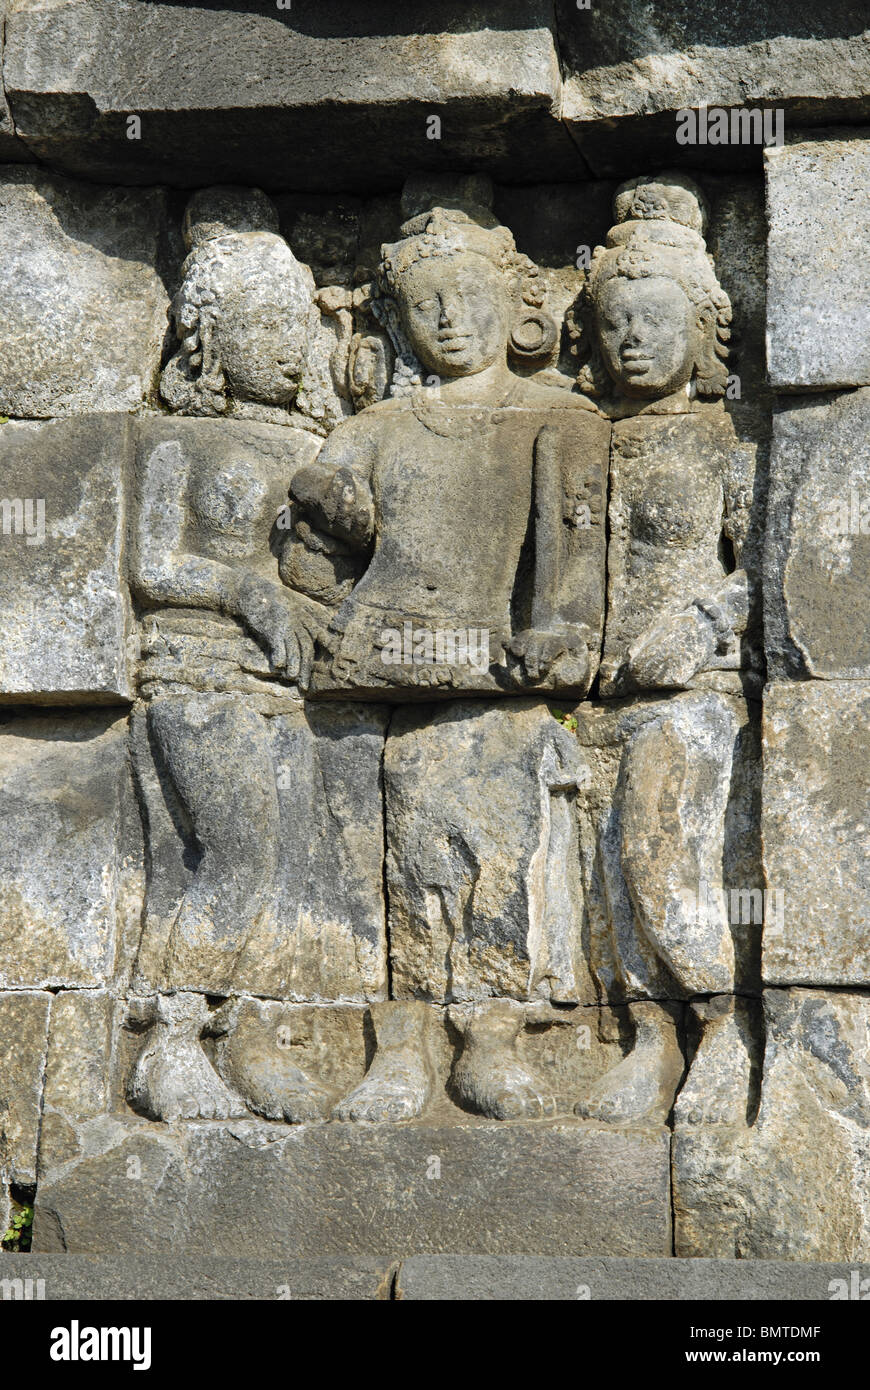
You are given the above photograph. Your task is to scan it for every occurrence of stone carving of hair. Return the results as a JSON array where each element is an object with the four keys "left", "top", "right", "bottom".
[
  {"left": 371, "top": 205, "right": 548, "bottom": 396},
  {"left": 571, "top": 172, "right": 732, "bottom": 400},
  {"left": 160, "top": 185, "right": 316, "bottom": 417}
]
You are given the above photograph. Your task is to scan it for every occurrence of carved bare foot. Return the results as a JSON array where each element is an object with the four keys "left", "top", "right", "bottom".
[
  {"left": 332, "top": 1002, "right": 432, "bottom": 1123},
  {"left": 675, "top": 996, "right": 752, "bottom": 1127},
  {"left": 210, "top": 998, "right": 333, "bottom": 1124},
  {"left": 574, "top": 1004, "right": 683, "bottom": 1125},
  {"left": 221, "top": 1046, "right": 332, "bottom": 1123},
  {"left": 127, "top": 993, "right": 245, "bottom": 1123},
  {"left": 451, "top": 1000, "right": 556, "bottom": 1120}
]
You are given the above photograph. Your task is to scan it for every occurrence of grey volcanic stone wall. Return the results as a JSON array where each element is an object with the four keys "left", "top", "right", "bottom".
[{"left": 0, "top": 2, "right": 868, "bottom": 1267}]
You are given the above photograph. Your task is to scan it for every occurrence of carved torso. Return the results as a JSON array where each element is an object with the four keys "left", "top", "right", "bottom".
[{"left": 600, "top": 409, "right": 739, "bottom": 695}]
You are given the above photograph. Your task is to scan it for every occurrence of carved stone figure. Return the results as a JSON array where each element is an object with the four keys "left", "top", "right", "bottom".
[
  {"left": 284, "top": 196, "right": 610, "bottom": 1121},
  {"left": 123, "top": 188, "right": 380, "bottom": 1121},
  {"left": 571, "top": 174, "right": 762, "bottom": 1124},
  {"left": 287, "top": 197, "right": 610, "bottom": 699}
]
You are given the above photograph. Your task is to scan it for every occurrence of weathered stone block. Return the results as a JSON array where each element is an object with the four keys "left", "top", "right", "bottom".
[
  {"left": 675, "top": 989, "right": 870, "bottom": 1260},
  {"left": 0, "top": 713, "right": 139, "bottom": 989},
  {"left": 558, "top": 5, "right": 870, "bottom": 174},
  {"left": 39, "top": 990, "right": 115, "bottom": 1174},
  {"left": 0, "top": 167, "right": 169, "bottom": 415},
  {"left": 396, "top": 1254, "right": 870, "bottom": 1301},
  {"left": 0, "top": 1252, "right": 395, "bottom": 1300},
  {"left": 0, "top": 416, "right": 132, "bottom": 703},
  {"left": 131, "top": 701, "right": 389, "bottom": 1001},
  {"left": 0, "top": 2, "right": 27, "bottom": 161},
  {"left": 765, "top": 390, "right": 870, "bottom": 680},
  {"left": 33, "top": 1115, "right": 672, "bottom": 1257},
  {"left": 385, "top": 700, "right": 594, "bottom": 1005},
  {"left": 766, "top": 134, "right": 870, "bottom": 388},
  {"left": 762, "top": 683, "right": 870, "bottom": 987},
  {"left": 0, "top": 990, "right": 50, "bottom": 1185},
  {"left": 5, "top": 2, "right": 581, "bottom": 189},
  {"left": 575, "top": 691, "right": 762, "bottom": 1003},
  {"left": 601, "top": 411, "right": 749, "bottom": 697}
]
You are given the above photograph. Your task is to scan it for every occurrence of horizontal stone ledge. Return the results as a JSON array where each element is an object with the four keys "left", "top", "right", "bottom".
[
  {"left": 397, "top": 1255, "right": 870, "bottom": 1301},
  {"left": 32, "top": 1117, "right": 672, "bottom": 1258},
  {"left": 557, "top": 2, "right": 870, "bottom": 174},
  {"left": 0, "top": 1252, "right": 395, "bottom": 1300},
  {"left": 1, "top": 1253, "right": 867, "bottom": 1301},
  {"left": 3, "top": 0, "right": 586, "bottom": 189}
]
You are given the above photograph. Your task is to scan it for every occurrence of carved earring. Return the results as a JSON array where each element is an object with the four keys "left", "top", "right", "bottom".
[{"left": 509, "top": 308, "right": 558, "bottom": 363}]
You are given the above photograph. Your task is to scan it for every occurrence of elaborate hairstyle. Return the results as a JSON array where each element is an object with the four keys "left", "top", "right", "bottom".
[
  {"left": 371, "top": 204, "right": 554, "bottom": 395},
  {"left": 160, "top": 186, "right": 316, "bottom": 417},
  {"left": 571, "top": 173, "right": 732, "bottom": 400}
]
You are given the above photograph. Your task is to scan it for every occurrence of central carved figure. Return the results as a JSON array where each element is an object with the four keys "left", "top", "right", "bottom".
[
  {"left": 288, "top": 200, "right": 608, "bottom": 699},
  {"left": 284, "top": 198, "right": 610, "bottom": 1121}
]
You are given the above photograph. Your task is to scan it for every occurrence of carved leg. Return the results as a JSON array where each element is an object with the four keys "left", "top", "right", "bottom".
[
  {"left": 450, "top": 999, "right": 556, "bottom": 1120},
  {"left": 574, "top": 1003, "right": 684, "bottom": 1124},
  {"left": 675, "top": 995, "right": 754, "bottom": 1127},
  {"left": 332, "top": 1002, "right": 433, "bottom": 1122},
  {"left": 147, "top": 694, "right": 279, "bottom": 993},
  {"left": 127, "top": 992, "right": 245, "bottom": 1122},
  {"left": 619, "top": 702, "right": 738, "bottom": 998}
]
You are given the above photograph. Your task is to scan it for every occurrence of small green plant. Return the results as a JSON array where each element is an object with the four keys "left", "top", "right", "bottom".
[
  {"left": 549, "top": 707, "right": 578, "bottom": 734},
  {"left": 0, "top": 415, "right": 8, "bottom": 425},
  {"left": 2, "top": 1203, "right": 34, "bottom": 1252}
]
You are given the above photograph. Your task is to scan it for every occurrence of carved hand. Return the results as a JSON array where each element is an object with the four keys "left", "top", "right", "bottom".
[
  {"left": 290, "top": 464, "right": 374, "bottom": 548},
  {"left": 626, "top": 605, "right": 719, "bottom": 690},
  {"left": 508, "top": 627, "right": 590, "bottom": 688},
  {"left": 233, "top": 575, "right": 326, "bottom": 690}
]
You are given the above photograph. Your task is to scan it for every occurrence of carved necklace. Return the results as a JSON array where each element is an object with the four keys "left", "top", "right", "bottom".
[{"left": 408, "top": 380, "right": 518, "bottom": 438}]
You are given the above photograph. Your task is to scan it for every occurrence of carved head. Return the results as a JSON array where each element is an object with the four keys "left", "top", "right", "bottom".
[
  {"left": 374, "top": 205, "right": 552, "bottom": 391},
  {"left": 575, "top": 173, "right": 731, "bottom": 403},
  {"left": 160, "top": 187, "right": 318, "bottom": 418}
]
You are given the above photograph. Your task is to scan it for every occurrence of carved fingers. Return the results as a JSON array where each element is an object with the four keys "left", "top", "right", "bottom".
[
  {"left": 626, "top": 606, "right": 718, "bottom": 689},
  {"left": 507, "top": 627, "right": 590, "bottom": 688}
]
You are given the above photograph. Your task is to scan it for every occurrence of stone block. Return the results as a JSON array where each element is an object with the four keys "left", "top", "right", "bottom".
[
  {"left": 33, "top": 1115, "right": 672, "bottom": 1257},
  {"left": 0, "top": 167, "right": 170, "bottom": 416},
  {"left": 675, "top": 989, "right": 870, "bottom": 1260},
  {"left": 39, "top": 990, "right": 115, "bottom": 1174},
  {"left": 385, "top": 700, "right": 595, "bottom": 1005},
  {"left": 0, "top": 1252, "right": 394, "bottom": 1300},
  {"left": 0, "top": 712, "right": 139, "bottom": 989},
  {"left": 601, "top": 412, "right": 749, "bottom": 697},
  {"left": 130, "top": 700, "right": 389, "bottom": 1001},
  {"left": 5, "top": 1, "right": 582, "bottom": 189},
  {"left": 766, "top": 134, "right": 870, "bottom": 388},
  {"left": 0, "top": 2, "right": 27, "bottom": 160},
  {"left": 396, "top": 1254, "right": 870, "bottom": 1301},
  {"left": 0, "top": 416, "right": 132, "bottom": 703},
  {"left": 762, "top": 683, "right": 870, "bottom": 987},
  {"left": 0, "top": 990, "right": 50, "bottom": 1185},
  {"left": 765, "top": 390, "right": 870, "bottom": 680},
  {"left": 575, "top": 691, "right": 763, "bottom": 1002},
  {"left": 557, "top": 5, "right": 870, "bottom": 175}
]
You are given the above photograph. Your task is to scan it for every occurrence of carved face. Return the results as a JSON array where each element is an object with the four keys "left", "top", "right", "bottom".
[
  {"left": 596, "top": 275, "right": 699, "bottom": 399},
  {"left": 395, "top": 253, "right": 509, "bottom": 378},
  {"left": 214, "top": 244, "right": 312, "bottom": 406}
]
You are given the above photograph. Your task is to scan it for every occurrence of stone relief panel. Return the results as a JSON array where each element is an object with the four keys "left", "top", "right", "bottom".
[{"left": 1, "top": 139, "right": 866, "bottom": 1263}]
